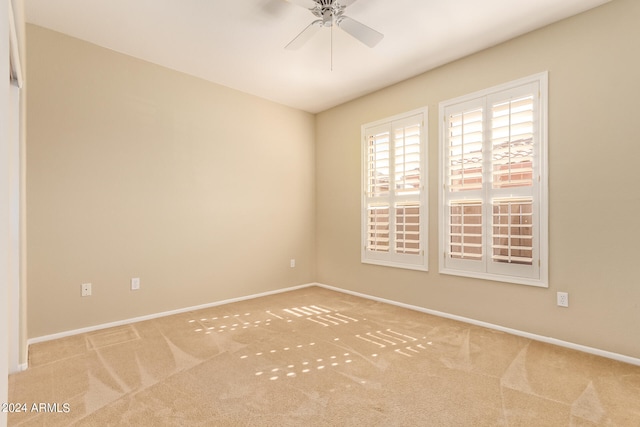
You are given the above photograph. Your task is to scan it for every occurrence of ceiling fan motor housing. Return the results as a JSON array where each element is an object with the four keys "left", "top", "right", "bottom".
[{"left": 311, "top": 0, "right": 345, "bottom": 26}]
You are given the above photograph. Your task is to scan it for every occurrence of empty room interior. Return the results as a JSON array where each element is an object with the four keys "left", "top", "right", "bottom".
[{"left": 2, "top": 0, "right": 640, "bottom": 425}]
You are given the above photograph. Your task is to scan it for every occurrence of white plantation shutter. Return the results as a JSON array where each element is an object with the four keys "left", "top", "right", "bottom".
[
  {"left": 362, "top": 108, "right": 428, "bottom": 271},
  {"left": 440, "top": 73, "right": 548, "bottom": 287}
]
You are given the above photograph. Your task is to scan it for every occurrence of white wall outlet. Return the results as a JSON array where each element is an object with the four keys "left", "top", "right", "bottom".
[
  {"left": 290, "top": 259, "right": 296, "bottom": 268},
  {"left": 557, "top": 292, "right": 569, "bottom": 307},
  {"left": 131, "top": 277, "right": 140, "bottom": 290},
  {"left": 81, "top": 283, "right": 92, "bottom": 297}
]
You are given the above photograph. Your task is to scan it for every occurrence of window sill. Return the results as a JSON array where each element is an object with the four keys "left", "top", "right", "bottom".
[
  {"left": 439, "top": 267, "right": 548, "bottom": 288},
  {"left": 362, "top": 258, "right": 428, "bottom": 272}
]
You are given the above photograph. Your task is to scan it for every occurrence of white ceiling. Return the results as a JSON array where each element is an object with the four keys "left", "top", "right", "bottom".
[{"left": 25, "top": 0, "right": 610, "bottom": 113}]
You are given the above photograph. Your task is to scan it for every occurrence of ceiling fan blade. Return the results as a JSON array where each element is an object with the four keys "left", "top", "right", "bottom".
[
  {"left": 336, "top": 16, "right": 384, "bottom": 48},
  {"left": 337, "top": 0, "right": 359, "bottom": 6},
  {"left": 286, "top": 0, "right": 318, "bottom": 9},
  {"left": 285, "top": 20, "right": 323, "bottom": 50}
]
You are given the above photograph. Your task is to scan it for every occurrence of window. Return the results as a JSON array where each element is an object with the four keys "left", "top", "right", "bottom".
[
  {"left": 362, "top": 108, "right": 428, "bottom": 271},
  {"left": 439, "top": 73, "right": 548, "bottom": 287}
]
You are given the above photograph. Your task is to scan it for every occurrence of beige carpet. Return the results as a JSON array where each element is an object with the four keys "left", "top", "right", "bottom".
[{"left": 8, "top": 286, "right": 640, "bottom": 426}]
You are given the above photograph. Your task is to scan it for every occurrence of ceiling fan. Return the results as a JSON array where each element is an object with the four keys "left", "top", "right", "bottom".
[{"left": 285, "top": 0, "right": 384, "bottom": 50}]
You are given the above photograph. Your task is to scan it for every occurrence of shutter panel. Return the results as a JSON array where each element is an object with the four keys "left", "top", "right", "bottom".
[
  {"left": 367, "top": 204, "right": 390, "bottom": 252},
  {"left": 394, "top": 122, "right": 421, "bottom": 196},
  {"left": 492, "top": 198, "right": 533, "bottom": 265},
  {"left": 367, "top": 130, "right": 390, "bottom": 197},
  {"left": 449, "top": 200, "right": 483, "bottom": 260},
  {"left": 395, "top": 202, "right": 420, "bottom": 254},
  {"left": 443, "top": 104, "right": 484, "bottom": 268},
  {"left": 447, "top": 108, "right": 483, "bottom": 192},
  {"left": 491, "top": 96, "right": 534, "bottom": 189},
  {"left": 365, "top": 125, "right": 392, "bottom": 254}
]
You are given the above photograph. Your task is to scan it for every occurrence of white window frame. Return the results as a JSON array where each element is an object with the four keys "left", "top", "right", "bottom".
[
  {"left": 439, "top": 73, "right": 548, "bottom": 287},
  {"left": 361, "top": 107, "right": 428, "bottom": 271}
]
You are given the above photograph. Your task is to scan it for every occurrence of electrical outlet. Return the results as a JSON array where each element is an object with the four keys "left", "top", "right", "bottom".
[
  {"left": 131, "top": 277, "right": 140, "bottom": 290},
  {"left": 81, "top": 283, "right": 92, "bottom": 297},
  {"left": 290, "top": 259, "right": 296, "bottom": 268},
  {"left": 557, "top": 292, "right": 569, "bottom": 307}
]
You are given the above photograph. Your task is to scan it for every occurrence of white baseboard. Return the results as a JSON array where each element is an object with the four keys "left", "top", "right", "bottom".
[
  {"left": 9, "top": 363, "right": 28, "bottom": 374},
  {"left": 314, "top": 282, "right": 640, "bottom": 367},
  {"left": 27, "top": 283, "right": 315, "bottom": 346},
  {"left": 27, "top": 281, "right": 640, "bottom": 368}
]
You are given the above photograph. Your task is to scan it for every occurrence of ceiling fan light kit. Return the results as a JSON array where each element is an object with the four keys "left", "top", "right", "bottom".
[{"left": 285, "top": 0, "right": 384, "bottom": 50}]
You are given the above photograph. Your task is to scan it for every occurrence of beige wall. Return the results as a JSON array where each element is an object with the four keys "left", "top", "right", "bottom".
[
  {"left": 26, "top": 25, "right": 316, "bottom": 338},
  {"left": 316, "top": 0, "right": 640, "bottom": 358}
]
